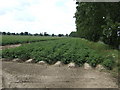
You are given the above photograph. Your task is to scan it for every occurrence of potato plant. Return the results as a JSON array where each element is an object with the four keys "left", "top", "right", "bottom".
[{"left": 2, "top": 38, "right": 116, "bottom": 70}]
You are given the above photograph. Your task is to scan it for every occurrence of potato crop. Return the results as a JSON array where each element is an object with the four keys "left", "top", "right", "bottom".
[{"left": 2, "top": 37, "right": 117, "bottom": 70}]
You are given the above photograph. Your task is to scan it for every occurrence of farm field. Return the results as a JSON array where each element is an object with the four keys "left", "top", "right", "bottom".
[
  {"left": 0, "top": 0, "right": 119, "bottom": 88},
  {"left": 2, "top": 36, "right": 118, "bottom": 70},
  {"left": 1, "top": 35, "right": 119, "bottom": 88},
  {"left": 1, "top": 35, "right": 60, "bottom": 46}
]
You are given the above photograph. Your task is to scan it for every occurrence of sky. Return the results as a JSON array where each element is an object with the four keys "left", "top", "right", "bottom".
[{"left": 0, "top": 0, "right": 76, "bottom": 35}]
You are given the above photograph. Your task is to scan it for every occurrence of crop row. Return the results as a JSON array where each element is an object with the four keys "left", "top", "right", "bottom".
[
  {"left": 2, "top": 38, "right": 115, "bottom": 70},
  {"left": 1, "top": 35, "right": 60, "bottom": 45}
]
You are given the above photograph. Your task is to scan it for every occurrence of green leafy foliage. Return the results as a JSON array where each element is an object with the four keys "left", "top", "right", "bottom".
[
  {"left": 102, "top": 56, "right": 115, "bottom": 70},
  {"left": 74, "top": 2, "right": 120, "bottom": 48},
  {"left": 2, "top": 37, "right": 116, "bottom": 70},
  {"left": 86, "top": 52, "right": 104, "bottom": 67}
]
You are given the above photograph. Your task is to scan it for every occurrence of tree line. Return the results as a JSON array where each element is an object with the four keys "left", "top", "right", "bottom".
[
  {"left": 0, "top": 32, "right": 69, "bottom": 37},
  {"left": 70, "top": 2, "right": 120, "bottom": 48}
]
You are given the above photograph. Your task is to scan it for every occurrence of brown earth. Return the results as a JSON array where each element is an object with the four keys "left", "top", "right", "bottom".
[
  {"left": 0, "top": 44, "right": 21, "bottom": 50},
  {"left": 1, "top": 61, "right": 118, "bottom": 88}
]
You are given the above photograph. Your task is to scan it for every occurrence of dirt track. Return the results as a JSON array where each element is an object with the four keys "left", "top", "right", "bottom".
[{"left": 1, "top": 61, "right": 118, "bottom": 88}]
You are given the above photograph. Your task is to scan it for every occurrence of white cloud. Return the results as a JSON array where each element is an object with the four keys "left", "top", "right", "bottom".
[
  {"left": 0, "top": 0, "right": 19, "bottom": 9},
  {"left": 0, "top": 0, "right": 76, "bottom": 34}
]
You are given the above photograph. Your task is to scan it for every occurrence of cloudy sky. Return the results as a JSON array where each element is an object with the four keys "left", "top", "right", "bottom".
[{"left": 0, "top": 0, "right": 76, "bottom": 35}]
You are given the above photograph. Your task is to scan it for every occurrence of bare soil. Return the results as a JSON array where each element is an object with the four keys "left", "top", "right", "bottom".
[
  {"left": 0, "top": 44, "right": 21, "bottom": 50},
  {"left": 1, "top": 61, "right": 118, "bottom": 88}
]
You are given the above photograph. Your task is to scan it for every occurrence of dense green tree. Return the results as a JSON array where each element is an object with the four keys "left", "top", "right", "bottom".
[
  {"left": 7, "top": 32, "right": 11, "bottom": 35},
  {"left": 20, "top": 32, "right": 24, "bottom": 35},
  {"left": 58, "top": 34, "right": 64, "bottom": 37},
  {"left": 24, "top": 32, "right": 29, "bottom": 35},
  {"left": 101, "top": 3, "right": 120, "bottom": 48},
  {"left": 2, "top": 32, "right": 7, "bottom": 35},
  {"left": 65, "top": 34, "right": 69, "bottom": 37},
  {"left": 52, "top": 34, "right": 55, "bottom": 37},
  {"left": 75, "top": 2, "right": 106, "bottom": 41},
  {"left": 16, "top": 33, "right": 19, "bottom": 35},
  {"left": 69, "top": 31, "right": 77, "bottom": 37},
  {"left": 34, "top": 33, "right": 39, "bottom": 36},
  {"left": 39, "top": 33, "right": 43, "bottom": 36},
  {"left": 44, "top": 32, "right": 49, "bottom": 36},
  {"left": 74, "top": 2, "right": 120, "bottom": 48},
  {"left": 102, "top": 17, "right": 120, "bottom": 48},
  {"left": 11, "top": 33, "right": 15, "bottom": 35}
]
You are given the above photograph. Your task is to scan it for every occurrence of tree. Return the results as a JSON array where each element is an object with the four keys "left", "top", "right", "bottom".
[
  {"left": 69, "top": 31, "right": 77, "bottom": 37},
  {"left": 7, "top": 32, "right": 11, "bottom": 35},
  {"left": 16, "top": 33, "right": 19, "bottom": 35},
  {"left": 2, "top": 32, "right": 6, "bottom": 35},
  {"left": 39, "top": 33, "right": 43, "bottom": 36},
  {"left": 20, "top": 32, "right": 24, "bottom": 35},
  {"left": 101, "top": 17, "right": 120, "bottom": 48},
  {"left": 74, "top": 2, "right": 120, "bottom": 48},
  {"left": 34, "top": 33, "right": 39, "bottom": 36},
  {"left": 44, "top": 32, "right": 49, "bottom": 36},
  {"left": 24, "top": 32, "right": 29, "bottom": 35},
  {"left": 58, "top": 34, "right": 64, "bottom": 37},
  {"left": 65, "top": 34, "right": 69, "bottom": 37},
  {"left": 52, "top": 34, "right": 55, "bottom": 37},
  {"left": 11, "top": 33, "right": 15, "bottom": 35},
  {"left": 75, "top": 2, "right": 106, "bottom": 41}
]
